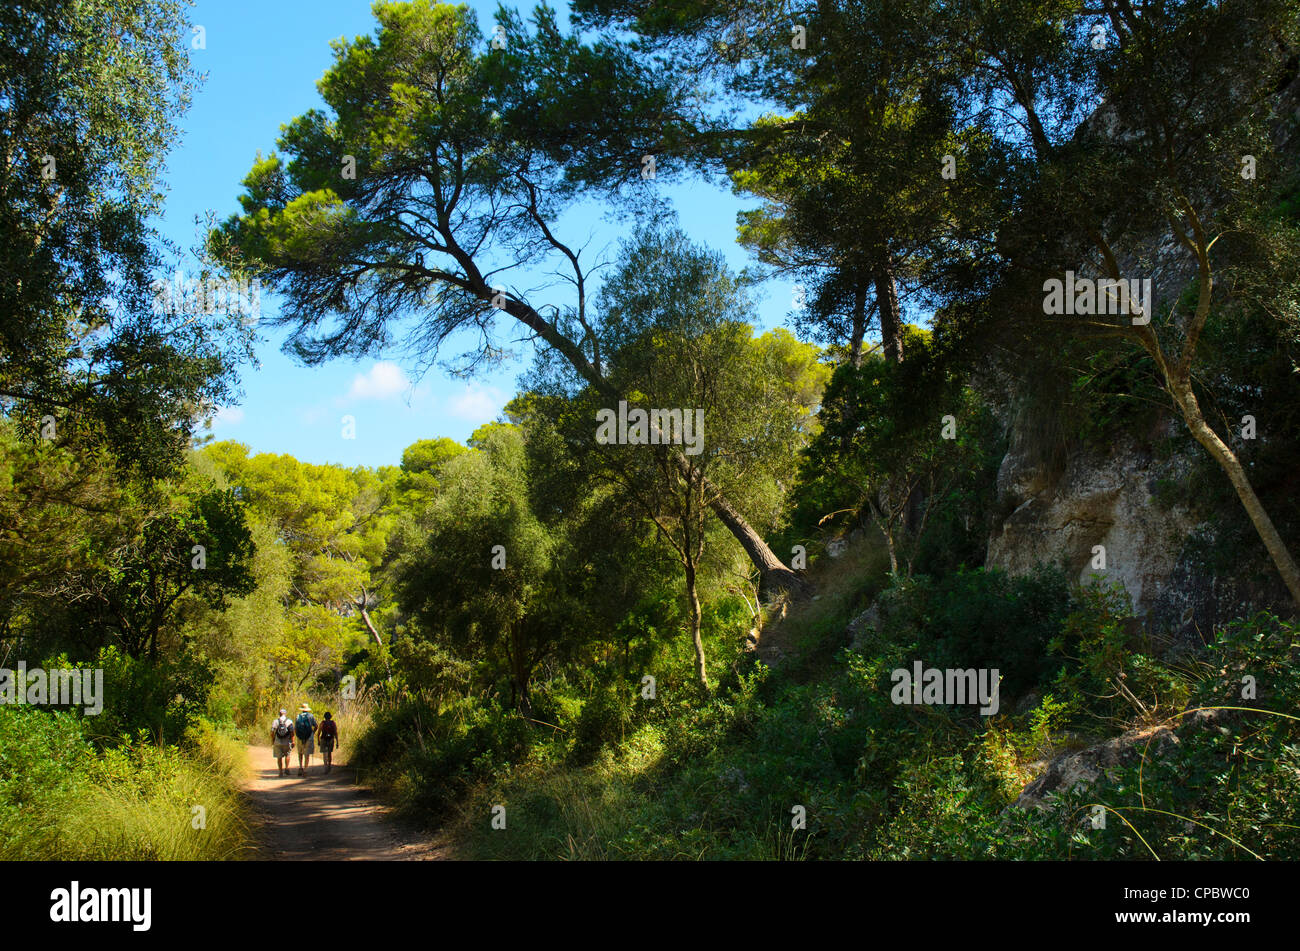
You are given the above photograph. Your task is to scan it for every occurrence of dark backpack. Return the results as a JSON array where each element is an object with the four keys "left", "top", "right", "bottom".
[
  {"left": 319, "top": 719, "right": 337, "bottom": 740},
  {"left": 295, "top": 713, "right": 315, "bottom": 740},
  {"left": 273, "top": 718, "right": 293, "bottom": 739}
]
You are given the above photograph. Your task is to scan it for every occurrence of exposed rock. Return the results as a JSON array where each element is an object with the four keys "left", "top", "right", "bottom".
[
  {"left": 987, "top": 424, "right": 1200, "bottom": 620},
  {"left": 1016, "top": 724, "right": 1179, "bottom": 810},
  {"left": 985, "top": 412, "right": 1289, "bottom": 636},
  {"left": 1016, "top": 708, "right": 1229, "bottom": 810},
  {"left": 846, "top": 584, "right": 918, "bottom": 652},
  {"left": 983, "top": 72, "right": 1300, "bottom": 631},
  {"left": 719, "top": 766, "right": 750, "bottom": 794}
]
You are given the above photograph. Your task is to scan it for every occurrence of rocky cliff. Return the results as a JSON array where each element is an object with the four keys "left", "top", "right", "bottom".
[{"left": 985, "top": 414, "right": 1285, "bottom": 638}]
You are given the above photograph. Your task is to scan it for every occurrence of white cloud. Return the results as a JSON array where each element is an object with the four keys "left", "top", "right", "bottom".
[
  {"left": 212, "top": 405, "right": 244, "bottom": 426},
  {"left": 347, "top": 361, "right": 410, "bottom": 400},
  {"left": 448, "top": 382, "right": 505, "bottom": 421}
]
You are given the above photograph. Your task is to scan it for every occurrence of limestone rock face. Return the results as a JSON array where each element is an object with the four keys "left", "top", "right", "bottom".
[
  {"left": 984, "top": 409, "right": 1291, "bottom": 643},
  {"left": 986, "top": 423, "right": 1198, "bottom": 620}
]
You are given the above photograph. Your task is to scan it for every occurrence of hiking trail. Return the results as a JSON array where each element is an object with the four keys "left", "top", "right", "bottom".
[{"left": 241, "top": 744, "right": 448, "bottom": 860}]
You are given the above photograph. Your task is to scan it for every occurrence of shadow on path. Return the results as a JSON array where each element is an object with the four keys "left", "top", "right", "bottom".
[{"left": 241, "top": 744, "right": 447, "bottom": 860}]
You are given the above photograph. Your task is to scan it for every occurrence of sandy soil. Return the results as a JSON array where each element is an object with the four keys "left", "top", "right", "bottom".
[{"left": 241, "top": 743, "right": 448, "bottom": 860}]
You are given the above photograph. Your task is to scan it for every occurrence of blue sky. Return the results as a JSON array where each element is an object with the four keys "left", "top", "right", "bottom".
[{"left": 159, "top": 0, "right": 796, "bottom": 469}]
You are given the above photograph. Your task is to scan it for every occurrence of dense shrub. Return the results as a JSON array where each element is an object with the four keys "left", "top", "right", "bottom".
[
  {"left": 569, "top": 682, "right": 637, "bottom": 766},
  {"left": 351, "top": 694, "right": 532, "bottom": 818},
  {"left": 75, "top": 645, "right": 215, "bottom": 748},
  {"left": 878, "top": 566, "right": 1076, "bottom": 703}
]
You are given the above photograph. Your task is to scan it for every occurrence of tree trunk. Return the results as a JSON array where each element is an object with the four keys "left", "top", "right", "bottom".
[
  {"left": 869, "top": 494, "right": 900, "bottom": 574},
  {"left": 684, "top": 559, "right": 709, "bottom": 690},
  {"left": 506, "top": 627, "right": 533, "bottom": 716},
  {"left": 506, "top": 670, "right": 532, "bottom": 715},
  {"left": 512, "top": 295, "right": 807, "bottom": 597},
  {"left": 1170, "top": 376, "right": 1300, "bottom": 607},
  {"left": 707, "top": 486, "right": 808, "bottom": 597},
  {"left": 358, "top": 605, "right": 383, "bottom": 647},
  {"left": 874, "top": 257, "right": 904, "bottom": 364},
  {"left": 849, "top": 283, "right": 868, "bottom": 368},
  {"left": 356, "top": 594, "right": 393, "bottom": 682},
  {"left": 840, "top": 280, "right": 870, "bottom": 456}
]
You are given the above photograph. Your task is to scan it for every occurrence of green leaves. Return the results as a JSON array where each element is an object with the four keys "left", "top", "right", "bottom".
[
  {"left": 87, "top": 487, "right": 256, "bottom": 659},
  {"left": 0, "top": 0, "right": 238, "bottom": 478}
]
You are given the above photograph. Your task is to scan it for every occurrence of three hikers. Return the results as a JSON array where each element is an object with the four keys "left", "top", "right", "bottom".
[{"left": 269, "top": 703, "right": 340, "bottom": 777}]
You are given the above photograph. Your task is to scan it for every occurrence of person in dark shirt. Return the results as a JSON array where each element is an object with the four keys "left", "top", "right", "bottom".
[{"left": 317, "top": 711, "right": 340, "bottom": 774}]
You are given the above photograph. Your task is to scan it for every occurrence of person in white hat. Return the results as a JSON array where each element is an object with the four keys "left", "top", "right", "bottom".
[
  {"left": 293, "top": 703, "right": 318, "bottom": 776},
  {"left": 270, "top": 708, "right": 295, "bottom": 777}
]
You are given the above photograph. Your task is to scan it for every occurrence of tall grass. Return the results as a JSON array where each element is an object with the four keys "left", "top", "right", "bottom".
[
  {"left": 0, "top": 708, "right": 254, "bottom": 860},
  {"left": 58, "top": 724, "right": 252, "bottom": 860},
  {"left": 450, "top": 764, "right": 644, "bottom": 860}
]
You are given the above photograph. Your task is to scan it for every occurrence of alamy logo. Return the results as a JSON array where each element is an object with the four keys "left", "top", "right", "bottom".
[
  {"left": 890, "top": 662, "right": 1000, "bottom": 715},
  {"left": 50, "top": 882, "right": 151, "bottom": 931},
  {"left": 595, "top": 400, "right": 705, "bottom": 456},
  {"left": 150, "top": 269, "right": 261, "bottom": 318},
  {"left": 1042, "top": 271, "right": 1152, "bottom": 325},
  {"left": 0, "top": 663, "right": 103, "bottom": 715}
]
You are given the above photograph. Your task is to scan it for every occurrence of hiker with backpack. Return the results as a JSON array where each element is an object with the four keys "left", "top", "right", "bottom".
[
  {"left": 271, "top": 708, "right": 295, "bottom": 777},
  {"left": 317, "top": 711, "right": 339, "bottom": 774},
  {"left": 294, "top": 703, "right": 318, "bottom": 776}
]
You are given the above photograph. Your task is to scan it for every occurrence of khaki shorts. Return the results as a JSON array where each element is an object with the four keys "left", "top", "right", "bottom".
[
  {"left": 273, "top": 740, "right": 292, "bottom": 759},
  {"left": 297, "top": 736, "right": 315, "bottom": 755}
]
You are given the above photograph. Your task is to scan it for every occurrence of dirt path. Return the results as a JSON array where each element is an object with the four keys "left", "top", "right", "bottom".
[
  {"left": 241, "top": 744, "right": 448, "bottom": 860},
  {"left": 752, "top": 596, "right": 794, "bottom": 667}
]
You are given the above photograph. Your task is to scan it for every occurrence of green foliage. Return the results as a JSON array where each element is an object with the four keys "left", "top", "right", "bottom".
[
  {"left": 353, "top": 510, "right": 1300, "bottom": 863},
  {"left": 390, "top": 638, "right": 473, "bottom": 704},
  {"left": 877, "top": 566, "right": 1075, "bottom": 703},
  {"left": 84, "top": 487, "right": 256, "bottom": 658},
  {"left": 8, "top": 0, "right": 1300, "bottom": 869},
  {"left": 0, "top": 707, "right": 251, "bottom": 860},
  {"left": 569, "top": 683, "right": 637, "bottom": 766},
  {"left": 199, "top": 440, "right": 395, "bottom": 695},
  {"left": 789, "top": 331, "right": 1003, "bottom": 575},
  {"left": 0, "top": 706, "right": 91, "bottom": 849},
  {"left": 0, "top": 418, "right": 128, "bottom": 625},
  {"left": 84, "top": 646, "right": 216, "bottom": 748},
  {"left": 1, "top": 0, "right": 247, "bottom": 478},
  {"left": 391, "top": 423, "right": 560, "bottom": 711},
  {"left": 996, "top": 614, "right": 1300, "bottom": 860},
  {"left": 351, "top": 695, "right": 532, "bottom": 818},
  {"left": 211, "top": 0, "right": 690, "bottom": 371}
]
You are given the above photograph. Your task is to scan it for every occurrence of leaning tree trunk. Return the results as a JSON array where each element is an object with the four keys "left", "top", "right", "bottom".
[
  {"left": 355, "top": 590, "right": 393, "bottom": 682},
  {"left": 707, "top": 486, "right": 809, "bottom": 597},
  {"left": 1169, "top": 375, "right": 1300, "bottom": 606},
  {"left": 1123, "top": 211, "right": 1300, "bottom": 610}
]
